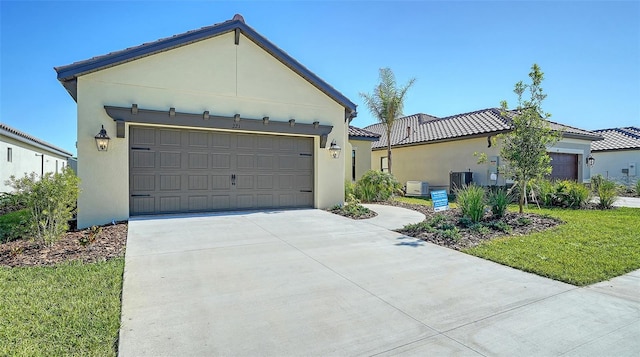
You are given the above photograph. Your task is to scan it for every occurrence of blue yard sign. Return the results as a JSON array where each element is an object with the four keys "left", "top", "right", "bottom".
[{"left": 430, "top": 190, "right": 449, "bottom": 212}]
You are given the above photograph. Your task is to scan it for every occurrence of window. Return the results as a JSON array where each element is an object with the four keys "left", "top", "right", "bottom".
[
  {"left": 352, "top": 150, "right": 356, "bottom": 181},
  {"left": 381, "top": 156, "right": 389, "bottom": 173},
  {"left": 6, "top": 148, "right": 12, "bottom": 162}
]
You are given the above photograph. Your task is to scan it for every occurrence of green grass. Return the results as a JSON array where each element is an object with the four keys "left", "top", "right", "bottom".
[
  {"left": 0, "top": 258, "right": 124, "bottom": 356},
  {"left": 465, "top": 207, "right": 640, "bottom": 286}
]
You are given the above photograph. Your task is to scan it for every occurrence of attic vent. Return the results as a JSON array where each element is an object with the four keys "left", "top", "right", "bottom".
[
  {"left": 232, "top": 14, "right": 245, "bottom": 23},
  {"left": 407, "top": 126, "right": 411, "bottom": 137}
]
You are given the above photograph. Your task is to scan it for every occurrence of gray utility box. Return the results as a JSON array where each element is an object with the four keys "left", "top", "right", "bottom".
[
  {"left": 450, "top": 172, "right": 473, "bottom": 193},
  {"left": 406, "top": 181, "right": 429, "bottom": 196}
]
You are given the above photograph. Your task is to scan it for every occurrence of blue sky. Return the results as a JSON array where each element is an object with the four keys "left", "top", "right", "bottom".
[{"left": 1, "top": 1, "right": 639, "bottom": 156}]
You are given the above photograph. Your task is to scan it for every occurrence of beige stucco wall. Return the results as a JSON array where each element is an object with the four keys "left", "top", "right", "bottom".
[
  {"left": 345, "top": 139, "right": 374, "bottom": 182},
  {"left": 371, "top": 136, "right": 594, "bottom": 193},
  {"left": 0, "top": 135, "right": 68, "bottom": 193},
  {"left": 75, "top": 32, "right": 347, "bottom": 228},
  {"left": 591, "top": 149, "right": 639, "bottom": 185}
]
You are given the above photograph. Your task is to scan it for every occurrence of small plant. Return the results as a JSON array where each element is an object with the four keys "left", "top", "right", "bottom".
[
  {"left": 488, "top": 188, "right": 510, "bottom": 218},
  {"left": 0, "top": 208, "right": 31, "bottom": 243},
  {"left": 590, "top": 174, "right": 605, "bottom": 193},
  {"left": 635, "top": 180, "right": 640, "bottom": 197},
  {"left": 439, "top": 227, "right": 461, "bottom": 241},
  {"left": 429, "top": 214, "right": 447, "bottom": 227},
  {"left": 7, "top": 167, "right": 80, "bottom": 247},
  {"left": 470, "top": 223, "right": 491, "bottom": 235},
  {"left": 354, "top": 170, "right": 401, "bottom": 202},
  {"left": 458, "top": 216, "right": 474, "bottom": 228},
  {"left": 516, "top": 217, "right": 532, "bottom": 226},
  {"left": 597, "top": 179, "right": 618, "bottom": 209},
  {"left": 402, "top": 221, "right": 435, "bottom": 234},
  {"left": 456, "top": 185, "right": 486, "bottom": 223},
  {"left": 345, "top": 180, "right": 356, "bottom": 198},
  {"left": 554, "top": 180, "right": 591, "bottom": 209},
  {"left": 79, "top": 225, "right": 102, "bottom": 246},
  {"left": 489, "top": 221, "right": 513, "bottom": 233}
]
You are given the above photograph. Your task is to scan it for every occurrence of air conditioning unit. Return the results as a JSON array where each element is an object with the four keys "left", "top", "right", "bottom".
[{"left": 406, "top": 181, "right": 429, "bottom": 196}]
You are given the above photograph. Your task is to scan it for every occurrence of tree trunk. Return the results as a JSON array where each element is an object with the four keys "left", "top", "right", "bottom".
[
  {"left": 519, "top": 181, "right": 525, "bottom": 213},
  {"left": 387, "top": 145, "right": 392, "bottom": 174}
]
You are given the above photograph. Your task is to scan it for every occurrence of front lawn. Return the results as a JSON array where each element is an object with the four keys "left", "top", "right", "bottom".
[
  {"left": 465, "top": 207, "right": 640, "bottom": 286},
  {"left": 0, "top": 258, "right": 124, "bottom": 356}
]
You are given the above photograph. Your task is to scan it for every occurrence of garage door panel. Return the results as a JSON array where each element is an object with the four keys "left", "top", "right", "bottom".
[
  {"left": 160, "top": 152, "right": 182, "bottom": 169},
  {"left": 188, "top": 153, "right": 209, "bottom": 169},
  {"left": 159, "top": 129, "right": 182, "bottom": 146},
  {"left": 188, "top": 175, "right": 209, "bottom": 190},
  {"left": 188, "top": 196, "right": 209, "bottom": 211},
  {"left": 212, "top": 175, "right": 231, "bottom": 190},
  {"left": 130, "top": 127, "right": 313, "bottom": 215},
  {"left": 212, "top": 154, "right": 231, "bottom": 169},
  {"left": 132, "top": 151, "right": 155, "bottom": 168},
  {"left": 159, "top": 196, "right": 181, "bottom": 212},
  {"left": 160, "top": 175, "right": 181, "bottom": 191}
]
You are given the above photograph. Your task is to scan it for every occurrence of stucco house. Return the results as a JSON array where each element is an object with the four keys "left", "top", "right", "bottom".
[
  {"left": 1, "top": 123, "right": 73, "bottom": 193},
  {"left": 364, "top": 108, "right": 602, "bottom": 193},
  {"left": 346, "top": 126, "right": 380, "bottom": 181},
  {"left": 54, "top": 14, "right": 357, "bottom": 228},
  {"left": 590, "top": 127, "right": 639, "bottom": 186}
]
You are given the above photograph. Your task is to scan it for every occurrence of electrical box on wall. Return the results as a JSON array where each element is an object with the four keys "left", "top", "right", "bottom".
[
  {"left": 629, "top": 162, "right": 637, "bottom": 176},
  {"left": 488, "top": 156, "right": 499, "bottom": 182}
]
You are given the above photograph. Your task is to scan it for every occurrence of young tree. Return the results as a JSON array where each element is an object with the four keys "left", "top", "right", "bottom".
[
  {"left": 500, "top": 64, "right": 561, "bottom": 213},
  {"left": 360, "top": 68, "right": 415, "bottom": 174}
]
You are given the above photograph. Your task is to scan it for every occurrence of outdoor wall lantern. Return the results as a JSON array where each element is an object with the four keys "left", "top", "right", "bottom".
[
  {"left": 329, "top": 140, "right": 341, "bottom": 159},
  {"left": 586, "top": 154, "right": 595, "bottom": 167},
  {"left": 95, "top": 125, "right": 111, "bottom": 152}
]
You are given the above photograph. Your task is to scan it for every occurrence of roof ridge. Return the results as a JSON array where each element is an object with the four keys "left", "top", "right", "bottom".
[{"left": 0, "top": 123, "right": 73, "bottom": 157}]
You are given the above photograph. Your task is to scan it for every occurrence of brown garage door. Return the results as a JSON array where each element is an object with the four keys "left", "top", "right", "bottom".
[
  {"left": 129, "top": 126, "right": 313, "bottom": 215},
  {"left": 549, "top": 153, "right": 578, "bottom": 181}
]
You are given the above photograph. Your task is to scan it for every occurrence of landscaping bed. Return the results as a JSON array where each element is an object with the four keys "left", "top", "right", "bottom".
[
  {"left": 0, "top": 222, "right": 127, "bottom": 267},
  {"left": 385, "top": 200, "right": 561, "bottom": 250}
]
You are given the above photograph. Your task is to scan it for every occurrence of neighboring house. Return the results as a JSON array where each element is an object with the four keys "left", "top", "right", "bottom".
[
  {"left": 364, "top": 108, "right": 602, "bottom": 193},
  {"left": 590, "top": 127, "right": 640, "bottom": 186},
  {"left": 54, "top": 14, "right": 357, "bottom": 228},
  {"left": 346, "top": 126, "right": 380, "bottom": 181},
  {"left": 0, "top": 123, "right": 73, "bottom": 193}
]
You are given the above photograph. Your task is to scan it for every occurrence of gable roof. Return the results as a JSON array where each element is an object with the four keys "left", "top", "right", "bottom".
[
  {"left": 364, "top": 108, "right": 602, "bottom": 149},
  {"left": 0, "top": 123, "right": 73, "bottom": 158},
  {"left": 591, "top": 127, "right": 640, "bottom": 152},
  {"left": 54, "top": 14, "right": 357, "bottom": 118},
  {"left": 348, "top": 126, "right": 380, "bottom": 141}
]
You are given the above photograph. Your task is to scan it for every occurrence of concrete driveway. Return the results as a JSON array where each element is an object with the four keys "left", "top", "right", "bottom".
[{"left": 119, "top": 209, "right": 640, "bottom": 356}]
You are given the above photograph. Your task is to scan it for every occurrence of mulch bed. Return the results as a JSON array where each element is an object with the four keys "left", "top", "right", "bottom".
[
  {"left": 327, "top": 206, "right": 378, "bottom": 219},
  {"left": 343, "top": 200, "right": 562, "bottom": 251},
  {"left": 0, "top": 222, "right": 127, "bottom": 268}
]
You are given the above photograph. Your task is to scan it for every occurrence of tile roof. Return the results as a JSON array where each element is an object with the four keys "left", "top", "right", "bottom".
[
  {"left": 0, "top": 123, "right": 73, "bottom": 157},
  {"left": 591, "top": 127, "right": 640, "bottom": 151},
  {"left": 54, "top": 14, "right": 357, "bottom": 116},
  {"left": 364, "top": 108, "right": 602, "bottom": 149},
  {"left": 348, "top": 126, "right": 380, "bottom": 141}
]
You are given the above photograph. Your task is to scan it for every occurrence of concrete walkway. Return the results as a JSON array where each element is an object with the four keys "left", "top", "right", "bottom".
[
  {"left": 592, "top": 196, "right": 640, "bottom": 208},
  {"left": 119, "top": 207, "right": 640, "bottom": 356},
  {"left": 361, "top": 203, "right": 425, "bottom": 230}
]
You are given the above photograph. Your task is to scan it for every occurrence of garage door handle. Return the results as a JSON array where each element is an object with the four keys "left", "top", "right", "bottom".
[
  {"left": 299, "top": 190, "right": 312, "bottom": 193},
  {"left": 231, "top": 174, "right": 236, "bottom": 186},
  {"left": 131, "top": 194, "right": 151, "bottom": 197},
  {"left": 131, "top": 147, "right": 151, "bottom": 151}
]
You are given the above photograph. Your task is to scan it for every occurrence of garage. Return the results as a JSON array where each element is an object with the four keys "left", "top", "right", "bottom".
[
  {"left": 549, "top": 152, "right": 578, "bottom": 181},
  {"left": 129, "top": 126, "right": 313, "bottom": 215}
]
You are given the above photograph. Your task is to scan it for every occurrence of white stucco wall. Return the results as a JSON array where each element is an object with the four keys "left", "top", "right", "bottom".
[
  {"left": 75, "top": 32, "right": 347, "bottom": 228},
  {"left": 371, "top": 136, "right": 595, "bottom": 192},
  {"left": 0, "top": 135, "right": 69, "bottom": 193},
  {"left": 591, "top": 149, "right": 639, "bottom": 186}
]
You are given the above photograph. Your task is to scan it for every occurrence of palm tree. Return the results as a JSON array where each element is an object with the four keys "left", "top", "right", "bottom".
[{"left": 360, "top": 68, "right": 415, "bottom": 174}]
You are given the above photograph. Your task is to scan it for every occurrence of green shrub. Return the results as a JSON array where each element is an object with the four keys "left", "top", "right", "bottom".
[
  {"left": 429, "top": 214, "right": 447, "bottom": 227},
  {"left": 0, "top": 192, "right": 26, "bottom": 215},
  {"left": 354, "top": 170, "right": 401, "bottom": 202},
  {"left": 597, "top": 179, "right": 618, "bottom": 209},
  {"left": 555, "top": 180, "right": 591, "bottom": 209},
  {"left": 488, "top": 188, "right": 510, "bottom": 218},
  {"left": 0, "top": 209, "right": 31, "bottom": 243},
  {"left": 590, "top": 174, "right": 605, "bottom": 192},
  {"left": 345, "top": 180, "right": 356, "bottom": 198},
  {"left": 489, "top": 221, "right": 513, "bottom": 233},
  {"left": 532, "top": 179, "right": 555, "bottom": 207},
  {"left": 402, "top": 221, "right": 435, "bottom": 233},
  {"left": 516, "top": 217, "right": 532, "bottom": 226},
  {"left": 470, "top": 223, "right": 491, "bottom": 235},
  {"left": 439, "top": 227, "right": 461, "bottom": 241},
  {"left": 636, "top": 180, "right": 640, "bottom": 197},
  {"left": 456, "top": 185, "right": 486, "bottom": 223},
  {"left": 7, "top": 167, "right": 80, "bottom": 247}
]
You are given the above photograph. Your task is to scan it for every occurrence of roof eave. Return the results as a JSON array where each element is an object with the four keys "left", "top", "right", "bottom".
[{"left": 349, "top": 135, "right": 380, "bottom": 142}]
